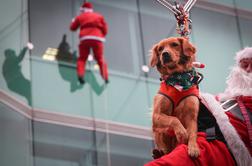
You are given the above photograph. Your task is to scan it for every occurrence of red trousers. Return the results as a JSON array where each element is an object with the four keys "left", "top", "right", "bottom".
[
  {"left": 145, "top": 132, "right": 235, "bottom": 166},
  {"left": 77, "top": 40, "right": 108, "bottom": 81}
]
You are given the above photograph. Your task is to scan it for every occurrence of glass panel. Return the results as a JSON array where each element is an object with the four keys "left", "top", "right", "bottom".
[
  {"left": 0, "top": 102, "right": 33, "bottom": 166},
  {"left": 191, "top": 7, "right": 241, "bottom": 94},
  {"left": 0, "top": 0, "right": 31, "bottom": 106},
  {"left": 239, "top": 18, "right": 252, "bottom": 47},
  {"left": 29, "top": 0, "right": 142, "bottom": 75},
  {"left": 29, "top": 0, "right": 73, "bottom": 58},
  {"left": 138, "top": 0, "right": 177, "bottom": 79},
  {"left": 94, "top": 0, "right": 140, "bottom": 74},
  {"left": 33, "top": 121, "right": 153, "bottom": 166}
]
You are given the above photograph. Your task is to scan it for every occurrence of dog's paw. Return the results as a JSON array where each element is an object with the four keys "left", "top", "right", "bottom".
[
  {"left": 152, "top": 149, "right": 165, "bottom": 159},
  {"left": 188, "top": 144, "right": 200, "bottom": 158},
  {"left": 174, "top": 126, "right": 188, "bottom": 144}
]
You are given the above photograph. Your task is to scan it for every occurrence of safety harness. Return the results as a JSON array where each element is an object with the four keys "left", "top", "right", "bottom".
[
  {"left": 158, "top": 69, "right": 203, "bottom": 110},
  {"left": 201, "top": 97, "right": 252, "bottom": 145}
]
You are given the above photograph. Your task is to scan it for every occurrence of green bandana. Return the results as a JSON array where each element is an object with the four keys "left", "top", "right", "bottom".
[{"left": 165, "top": 68, "right": 202, "bottom": 90}]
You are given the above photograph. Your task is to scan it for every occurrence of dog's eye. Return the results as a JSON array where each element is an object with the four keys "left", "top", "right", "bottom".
[
  {"left": 171, "top": 42, "right": 179, "bottom": 47},
  {"left": 158, "top": 46, "right": 164, "bottom": 52}
]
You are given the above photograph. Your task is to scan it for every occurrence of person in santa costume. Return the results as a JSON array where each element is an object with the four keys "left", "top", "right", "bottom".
[
  {"left": 70, "top": 1, "right": 109, "bottom": 84},
  {"left": 145, "top": 47, "right": 252, "bottom": 166}
]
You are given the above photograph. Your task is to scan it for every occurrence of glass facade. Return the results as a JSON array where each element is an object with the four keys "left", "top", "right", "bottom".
[{"left": 0, "top": 0, "right": 252, "bottom": 165}]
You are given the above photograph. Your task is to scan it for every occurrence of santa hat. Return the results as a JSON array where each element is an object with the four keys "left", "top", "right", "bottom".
[
  {"left": 235, "top": 47, "right": 252, "bottom": 64},
  {"left": 80, "top": 2, "right": 93, "bottom": 12}
]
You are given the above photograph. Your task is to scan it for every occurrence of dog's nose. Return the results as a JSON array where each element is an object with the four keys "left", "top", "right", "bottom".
[{"left": 162, "top": 52, "right": 172, "bottom": 63}]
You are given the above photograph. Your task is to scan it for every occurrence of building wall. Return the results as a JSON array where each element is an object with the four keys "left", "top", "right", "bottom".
[
  {"left": 0, "top": 0, "right": 31, "bottom": 105},
  {"left": 0, "top": 1, "right": 32, "bottom": 165},
  {"left": 29, "top": 0, "right": 252, "bottom": 126},
  {"left": 0, "top": 0, "right": 252, "bottom": 166},
  {"left": 0, "top": 101, "right": 33, "bottom": 166}
]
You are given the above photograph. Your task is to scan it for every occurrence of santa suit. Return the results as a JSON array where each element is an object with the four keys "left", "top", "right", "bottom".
[
  {"left": 145, "top": 94, "right": 252, "bottom": 166},
  {"left": 70, "top": 8, "right": 108, "bottom": 81}
]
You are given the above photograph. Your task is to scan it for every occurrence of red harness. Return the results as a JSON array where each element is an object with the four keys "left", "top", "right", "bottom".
[
  {"left": 158, "top": 81, "right": 199, "bottom": 110},
  {"left": 237, "top": 96, "right": 252, "bottom": 148}
]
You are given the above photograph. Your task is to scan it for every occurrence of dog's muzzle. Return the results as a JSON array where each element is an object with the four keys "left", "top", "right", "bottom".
[{"left": 162, "top": 52, "right": 172, "bottom": 63}]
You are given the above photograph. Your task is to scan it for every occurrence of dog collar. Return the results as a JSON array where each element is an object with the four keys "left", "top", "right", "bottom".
[{"left": 164, "top": 68, "right": 203, "bottom": 91}]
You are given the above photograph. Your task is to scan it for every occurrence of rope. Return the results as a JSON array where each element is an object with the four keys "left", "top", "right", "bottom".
[
  {"left": 102, "top": 61, "right": 112, "bottom": 166},
  {"left": 136, "top": 0, "right": 147, "bottom": 67},
  {"left": 237, "top": 97, "right": 252, "bottom": 148},
  {"left": 88, "top": 65, "right": 99, "bottom": 165},
  {"left": 136, "top": 0, "right": 152, "bottom": 109},
  {"left": 137, "top": 0, "right": 155, "bottom": 151}
]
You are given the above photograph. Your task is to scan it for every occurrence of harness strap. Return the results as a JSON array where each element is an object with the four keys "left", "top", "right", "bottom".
[
  {"left": 221, "top": 100, "right": 244, "bottom": 121},
  {"left": 205, "top": 126, "right": 216, "bottom": 141},
  {"left": 204, "top": 100, "right": 245, "bottom": 143},
  {"left": 237, "top": 97, "right": 252, "bottom": 148},
  {"left": 158, "top": 91, "right": 174, "bottom": 111}
]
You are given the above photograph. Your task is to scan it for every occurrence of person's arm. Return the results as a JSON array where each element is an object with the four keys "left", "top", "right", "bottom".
[
  {"left": 70, "top": 16, "right": 80, "bottom": 31},
  {"left": 17, "top": 47, "right": 28, "bottom": 63},
  {"left": 100, "top": 17, "right": 108, "bottom": 36}
]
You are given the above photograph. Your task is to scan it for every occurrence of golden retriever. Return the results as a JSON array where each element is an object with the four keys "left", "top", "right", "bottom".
[{"left": 150, "top": 37, "right": 200, "bottom": 158}]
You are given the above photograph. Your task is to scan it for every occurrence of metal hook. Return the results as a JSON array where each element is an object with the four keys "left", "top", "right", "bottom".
[
  {"left": 184, "top": 0, "right": 197, "bottom": 13},
  {"left": 155, "top": 0, "right": 197, "bottom": 38},
  {"left": 156, "top": 0, "right": 197, "bottom": 14},
  {"left": 156, "top": 0, "right": 181, "bottom": 15}
]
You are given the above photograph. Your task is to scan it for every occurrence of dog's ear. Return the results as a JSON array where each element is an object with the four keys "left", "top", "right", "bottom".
[
  {"left": 178, "top": 37, "right": 196, "bottom": 57},
  {"left": 149, "top": 44, "right": 159, "bottom": 67}
]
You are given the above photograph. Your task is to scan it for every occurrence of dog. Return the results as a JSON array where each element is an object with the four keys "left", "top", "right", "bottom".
[{"left": 150, "top": 37, "right": 201, "bottom": 158}]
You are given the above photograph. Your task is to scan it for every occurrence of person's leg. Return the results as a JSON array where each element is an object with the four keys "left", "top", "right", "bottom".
[
  {"left": 145, "top": 132, "right": 235, "bottom": 166},
  {"left": 92, "top": 41, "right": 109, "bottom": 83},
  {"left": 77, "top": 41, "right": 90, "bottom": 84}
]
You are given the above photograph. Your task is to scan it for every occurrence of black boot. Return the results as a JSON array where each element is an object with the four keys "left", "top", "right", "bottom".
[
  {"left": 78, "top": 77, "right": 85, "bottom": 84},
  {"left": 105, "top": 79, "right": 109, "bottom": 84}
]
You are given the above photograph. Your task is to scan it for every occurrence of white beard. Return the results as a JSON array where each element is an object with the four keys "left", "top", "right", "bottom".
[{"left": 219, "top": 66, "right": 252, "bottom": 100}]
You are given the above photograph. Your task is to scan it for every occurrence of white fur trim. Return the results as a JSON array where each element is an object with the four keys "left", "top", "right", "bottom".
[
  {"left": 80, "top": 7, "right": 93, "bottom": 13},
  {"left": 200, "top": 93, "right": 252, "bottom": 166},
  {"left": 80, "top": 36, "right": 106, "bottom": 42},
  {"left": 235, "top": 47, "right": 252, "bottom": 63}
]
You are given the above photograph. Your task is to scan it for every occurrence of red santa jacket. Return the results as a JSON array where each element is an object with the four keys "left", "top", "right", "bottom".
[
  {"left": 70, "top": 11, "right": 108, "bottom": 42},
  {"left": 201, "top": 94, "right": 252, "bottom": 165}
]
